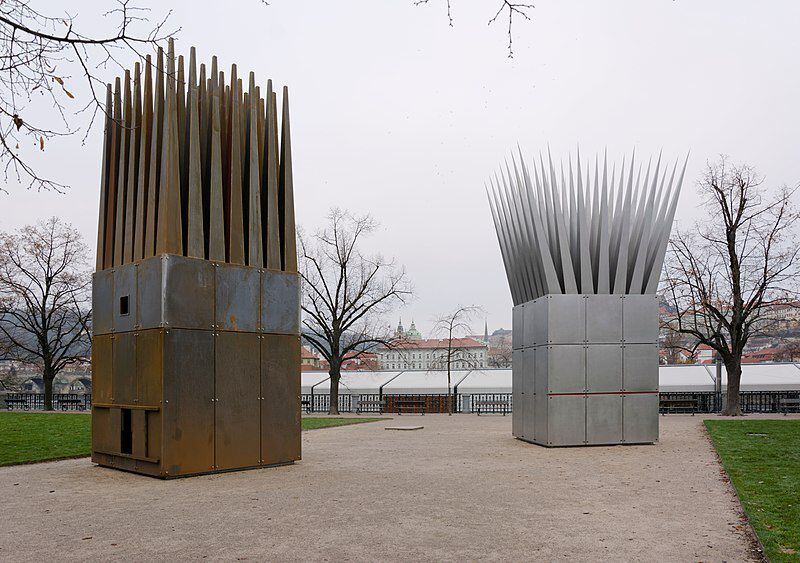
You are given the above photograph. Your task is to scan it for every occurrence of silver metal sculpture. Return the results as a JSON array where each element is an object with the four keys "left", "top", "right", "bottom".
[{"left": 488, "top": 148, "right": 686, "bottom": 446}]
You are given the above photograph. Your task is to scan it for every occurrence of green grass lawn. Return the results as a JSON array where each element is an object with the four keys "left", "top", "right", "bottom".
[
  {"left": 705, "top": 419, "right": 800, "bottom": 561},
  {"left": 0, "top": 412, "right": 383, "bottom": 467}
]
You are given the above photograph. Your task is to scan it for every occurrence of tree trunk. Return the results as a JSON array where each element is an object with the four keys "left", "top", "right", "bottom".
[
  {"left": 329, "top": 368, "right": 340, "bottom": 415},
  {"left": 43, "top": 370, "right": 54, "bottom": 411},
  {"left": 722, "top": 359, "right": 743, "bottom": 416},
  {"left": 447, "top": 367, "right": 452, "bottom": 416}
]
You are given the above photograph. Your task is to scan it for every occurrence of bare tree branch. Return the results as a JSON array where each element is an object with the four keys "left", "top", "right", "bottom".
[
  {"left": 0, "top": 0, "right": 177, "bottom": 192},
  {"left": 299, "top": 208, "right": 412, "bottom": 414}
]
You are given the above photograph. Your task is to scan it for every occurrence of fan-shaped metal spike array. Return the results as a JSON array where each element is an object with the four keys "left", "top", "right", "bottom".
[
  {"left": 488, "top": 149, "right": 686, "bottom": 305},
  {"left": 95, "top": 39, "right": 296, "bottom": 274}
]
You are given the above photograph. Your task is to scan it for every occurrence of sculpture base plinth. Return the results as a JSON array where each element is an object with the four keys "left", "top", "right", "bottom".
[
  {"left": 511, "top": 294, "right": 659, "bottom": 447},
  {"left": 91, "top": 254, "right": 301, "bottom": 478}
]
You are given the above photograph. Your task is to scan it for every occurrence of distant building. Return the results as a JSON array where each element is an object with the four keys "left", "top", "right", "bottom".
[
  {"left": 376, "top": 337, "right": 488, "bottom": 371},
  {"left": 301, "top": 346, "right": 322, "bottom": 371}
]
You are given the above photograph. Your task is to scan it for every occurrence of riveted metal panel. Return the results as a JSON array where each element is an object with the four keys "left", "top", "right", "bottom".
[
  {"left": 112, "top": 333, "right": 136, "bottom": 405},
  {"left": 163, "top": 255, "right": 215, "bottom": 330},
  {"left": 215, "top": 332, "right": 261, "bottom": 470},
  {"left": 136, "top": 329, "right": 163, "bottom": 406},
  {"left": 623, "top": 393, "right": 659, "bottom": 444},
  {"left": 522, "top": 347, "right": 535, "bottom": 440},
  {"left": 92, "top": 334, "right": 113, "bottom": 403},
  {"left": 261, "top": 271, "right": 300, "bottom": 335},
  {"left": 91, "top": 406, "right": 118, "bottom": 454},
  {"left": 162, "top": 329, "right": 215, "bottom": 476},
  {"left": 586, "top": 394, "right": 622, "bottom": 445},
  {"left": 261, "top": 334, "right": 301, "bottom": 465},
  {"left": 547, "top": 395, "right": 586, "bottom": 446},
  {"left": 512, "top": 305, "right": 524, "bottom": 350},
  {"left": 586, "top": 294, "right": 623, "bottom": 343},
  {"left": 113, "top": 263, "right": 137, "bottom": 333},
  {"left": 215, "top": 264, "right": 260, "bottom": 332},
  {"left": 586, "top": 345, "right": 623, "bottom": 393},
  {"left": 623, "top": 344, "right": 659, "bottom": 392},
  {"left": 92, "top": 270, "right": 114, "bottom": 335},
  {"left": 523, "top": 301, "right": 537, "bottom": 348},
  {"left": 511, "top": 349, "right": 523, "bottom": 438},
  {"left": 542, "top": 345, "right": 585, "bottom": 394},
  {"left": 546, "top": 294, "right": 585, "bottom": 344},
  {"left": 622, "top": 294, "right": 658, "bottom": 343},
  {"left": 132, "top": 409, "right": 148, "bottom": 458},
  {"left": 532, "top": 296, "right": 548, "bottom": 346},
  {"left": 137, "top": 255, "right": 163, "bottom": 330},
  {"left": 146, "top": 410, "right": 161, "bottom": 461},
  {"left": 534, "top": 390, "right": 548, "bottom": 444}
]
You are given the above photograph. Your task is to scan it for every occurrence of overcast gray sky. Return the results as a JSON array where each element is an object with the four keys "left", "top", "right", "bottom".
[{"left": 2, "top": 1, "right": 799, "bottom": 336}]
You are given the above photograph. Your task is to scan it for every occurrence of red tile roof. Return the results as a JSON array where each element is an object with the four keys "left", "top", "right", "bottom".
[{"left": 389, "top": 338, "right": 486, "bottom": 350}]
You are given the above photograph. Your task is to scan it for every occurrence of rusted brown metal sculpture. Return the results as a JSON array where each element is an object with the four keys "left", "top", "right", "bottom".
[{"left": 91, "top": 40, "right": 301, "bottom": 478}]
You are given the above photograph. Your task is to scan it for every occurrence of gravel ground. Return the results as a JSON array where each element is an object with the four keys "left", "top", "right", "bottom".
[{"left": 0, "top": 414, "right": 763, "bottom": 561}]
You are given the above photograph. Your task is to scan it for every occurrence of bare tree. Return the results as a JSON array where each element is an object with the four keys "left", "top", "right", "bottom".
[
  {"left": 487, "top": 346, "right": 512, "bottom": 368},
  {"left": 300, "top": 209, "right": 412, "bottom": 415},
  {"left": 0, "top": 217, "right": 92, "bottom": 410},
  {"left": 431, "top": 305, "right": 483, "bottom": 414},
  {"left": 661, "top": 157, "right": 800, "bottom": 415},
  {"left": 0, "top": 0, "right": 176, "bottom": 192},
  {"left": 413, "top": 1, "right": 534, "bottom": 57}
]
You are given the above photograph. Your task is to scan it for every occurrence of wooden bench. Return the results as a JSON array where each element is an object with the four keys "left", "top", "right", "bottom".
[
  {"left": 301, "top": 399, "right": 312, "bottom": 414},
  {"left": 4, "top": 398, "right": 29, "bottom": 410},
  {"left": 356, "top": 400, "right": 384, "bottom": 414},
  {"left": 395, "top": 399, "right": 426, "bottom": 415},
  {"left": 659, "top": 398, "right": 698, "bottom": 415},
  {"left": 58, "top": 398, "right": 86, "bottom": 411},
  {"left": 474, "top": 400, "right": 510, "bottom": 416},
  {"left": 780, "top": 398, "right": 800, "bottom": 415}
]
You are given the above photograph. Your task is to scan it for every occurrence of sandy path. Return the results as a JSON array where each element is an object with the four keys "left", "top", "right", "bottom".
[{"left": 0, "top": 415, "right": 757, "bottom": 561}]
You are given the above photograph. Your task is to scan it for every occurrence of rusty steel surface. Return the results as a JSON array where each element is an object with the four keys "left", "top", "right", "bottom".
[
  {"left": 112, "top": 333, "right": 136, "bottom": 405},
  {"left": 261, "top": 334, "right": 301, "bottom": 466},
  {"left": 215, "top": 332, "right": 261, "bottom": 470},
  {"left": 162, "top": 329, "right": 215, "bottom": 477},
  {"left": 215, "top": 265, "right": 260, "bottom": 332},
  {"left": 92, "top": 40, "right": 300, "bottom": 478}
]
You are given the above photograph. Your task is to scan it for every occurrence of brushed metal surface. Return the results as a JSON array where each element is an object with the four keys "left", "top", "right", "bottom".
[
  {"left": 586, "top": 345, "right": 623, "bottom": 393},
  {"left": 539, "top": 345, "right": 585, "bottom": 394},
  {"left": 586, "top": 394, "right": 622, "bottom": 445},
  {"left": 215, "top": 332, "right": 261, "bottom": 470},
  {"left": 545, "top": 295, "right": 586, "bottom": 344},
  {"left": 586, "top": 294, "right": 623, "bottom": 343},
  {"left": 623, "top": 393, "right": 659, "bottom": 443},
  {"left": 511, "top": 304, "right": 524, "bottom": 350},
  {"left": 522, "top": 347, "right": 535, "bottom": 440},
  {"left": 623, "top": 343, "right": 659, "bottom": 392},
  {"left": 547, "top": 394, "right": 585, "bottom": 446},
  {"left": 623, "top": 294, "right": 658, "bottom": 343}
]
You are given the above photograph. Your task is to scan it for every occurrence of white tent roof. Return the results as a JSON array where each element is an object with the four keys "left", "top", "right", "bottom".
[
  {"left": 455, "top": 369, "right": 512, "bottom": 394},
  {"left": 300, "top": 363, "right": 800, "bottom": 394},
  {"left": 381, "top": 370, "right": 472, "bottom": 394},
  {"left": 721, "top": 363, "right": 800, "bottom": 391},
  {"left": 658, "top": 365, "right": 716, "bottom": 392},
  {"left": 300, "top": 372, "right": 330, "bottom": 394}
]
